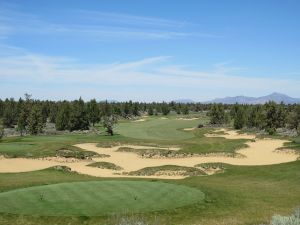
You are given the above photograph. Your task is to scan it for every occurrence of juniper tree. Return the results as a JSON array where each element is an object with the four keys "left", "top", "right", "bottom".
[
  {"left": 87, "top": 99, "right": 100, "bottom": 126},
  {"left": 209, "top": 104, "right": 225, "bottom": 124},
  {"left": 55, "top": 102, "right": 71, "bottom": 131},
  {"left": 27, "top": 106, "right": 45, "bottom": 135},
  {"left": 68, "top": 98, "right": 89, "bottom": 131},
  {"left": 233, "top": 106, "right": 247, "bottom": 129}
]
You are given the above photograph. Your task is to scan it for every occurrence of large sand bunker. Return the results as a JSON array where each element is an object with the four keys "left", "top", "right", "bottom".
[{"left": 0, "top": 130, "right": 298, "bottom": 179}]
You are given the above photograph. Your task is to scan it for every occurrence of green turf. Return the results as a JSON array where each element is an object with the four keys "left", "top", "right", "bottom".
[
  {"left": 0, "top": 181, "right": 205, "bottom": 216},
  {"left": 116, "top": 116, "right": 203, "bottom": 140}
]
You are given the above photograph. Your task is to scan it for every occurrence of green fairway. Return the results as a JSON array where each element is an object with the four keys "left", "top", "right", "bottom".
[
  {"left": 116, "top": 117, "right": 203, "bottom": 140},
  {"left": 0, "top": 181, "right": 205, "bottom": 216}
]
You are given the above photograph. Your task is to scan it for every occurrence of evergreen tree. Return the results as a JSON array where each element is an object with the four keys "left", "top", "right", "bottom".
[
  {"left": 2, "top": 99, "right": 17, "bottom": 128},
  {"left": 132, "top": 103, "right": 140, "bottom": 116},
  {"left": 182, "top": 105, "right": 189, "bottom": 115},
  {"left": 17, "top": 107, "right": 27, "bottom": 136},
  {"left": 147, "top": 106, "right": 154, "bottom": 116},
  {"left": 68, "top": 98, "right": 89, "bottom": 131},
  {"left": 0, "top": 119, "right": 4, "bottom": 139},
  {"left": 27, "top": 106, "right": 45, "bottom": 135},
  {"left": 49, "top": 104, "right": 58, "bottom": 123},
  {"left": 247, "top": 105, "right": 264, "bottom": 129},
  {"left": 233, "top": 106, "right": 247, "bottom": 129},
  {"left": 55, "top": 102, "right": 70, "bottom": 131},
  {"left": 275, "top": 102, "right": 287, "bottom": 128},
  {"left": 123, "top": 102, "right": 131, "bottom": 118},
  {"left": 87, "top": 99, "right": 100, "bottom": 126},
  {"left": 264, "top": 102, "right": 279, "bottom": 135},
  {"left": 209, "top": 104, "right": 225, "bottom": 124},
  {"left": 287, "top": 105, "right": 300, "bottom": 133},
  {"left": 161, "top": 103, "right": 170, "bottom": 115},
  {"left": 0, "top": 99, "right": 4, "bottom": 118}
]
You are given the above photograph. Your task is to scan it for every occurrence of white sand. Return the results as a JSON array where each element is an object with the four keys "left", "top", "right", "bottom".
[
  {"left": 183, "top": 128, "right": 195, "bottom": 131},
  {"left": 132, "top": 119, "right": 146, "bottom": 122},
  {"left": 0, "top": 130, "right": 298, "bottom": 179},
  {"left": 176, "top": 118, "right": 199, "bottom": 120},
  {"left": 205, "top": 128, "right": 256, "bottom": 140}
]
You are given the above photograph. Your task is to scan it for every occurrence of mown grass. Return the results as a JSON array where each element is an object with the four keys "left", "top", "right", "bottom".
[
  {"left": 0, "top": 181, "right": 205, "bottom": 216},
  {"left": 0, "top": 134, "right": 125, "bottom": 158},
  {"left": 0, "top": 115, "right": 249, "bottom": 158},
  {"left": 0, "top": 161, "right": 300, "bottom": 225}
]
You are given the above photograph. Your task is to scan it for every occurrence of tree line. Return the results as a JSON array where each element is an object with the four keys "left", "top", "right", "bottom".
[
  {"left": 0, "top": 95, "right": 212, "bottom": 137},
  {"left": 208, "top": 102, "right": 300, "bottom": 135}
]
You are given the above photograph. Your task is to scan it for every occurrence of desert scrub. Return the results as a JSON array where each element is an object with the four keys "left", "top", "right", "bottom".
[
  {"left": 127, "top": 165, "right": 206, "bottom": 177},
  {"left": 87, "top": 162, "right": 123, "bottom": 170},
  {"left": 280, "top": 138, "right": 300, "bottom": 152},
  {"left": 56, "top": 146, "right": 99, "bottom": 159},
  {"left": 194, "top": 162, "right": 227, "bottom": 170},
  {"left": 52, "top": 165, "right": 73, "bottom": 173}
]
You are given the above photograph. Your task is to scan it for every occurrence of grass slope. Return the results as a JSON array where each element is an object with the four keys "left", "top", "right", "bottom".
[{"left": 0, "top": 181, "right": 205, "bottom": 216}]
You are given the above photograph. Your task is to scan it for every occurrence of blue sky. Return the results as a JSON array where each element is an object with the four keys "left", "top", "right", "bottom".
[{"left": 0, "top": 0, "right": 300, "bottom": 101}]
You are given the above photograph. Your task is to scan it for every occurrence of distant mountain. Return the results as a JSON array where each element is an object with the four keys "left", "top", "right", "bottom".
[
  {"left": 206, "top": 93, "right": 300, "bottom": 104},
  {"left": 172, "top": 99, "right": 195, "bottom": 103}
]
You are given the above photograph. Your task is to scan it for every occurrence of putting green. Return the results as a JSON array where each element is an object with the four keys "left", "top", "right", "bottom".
[{"left": 0, "top": 181, "right": 205, "bottom": 216}]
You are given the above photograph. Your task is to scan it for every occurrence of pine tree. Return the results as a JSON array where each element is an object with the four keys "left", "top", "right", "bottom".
[{"left": 27, "top": 106, "right": 45, "bottom": 135}]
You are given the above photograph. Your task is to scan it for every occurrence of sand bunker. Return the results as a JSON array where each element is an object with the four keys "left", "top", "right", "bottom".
[
  {"left": 132, "top": 119, "right": 146, "bottom": 122},
  {"left": 176, "top": 118, "right": 199, "bottom": 121},
  {"left": 0, "top": 130, "right": 298, "bottom": 179},
  {"left": 183, "top": 128, "right": 195, "bottom": 131},
  {"left": 205, "top": 129, "right": 256, "bottom": 140}
]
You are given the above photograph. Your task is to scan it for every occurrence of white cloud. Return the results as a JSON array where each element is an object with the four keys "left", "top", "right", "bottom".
[
  {"left": 0, "top": 5, "right": 219, "bottom": 41},
  {"left": 0, "top": 46, "right": 299, "bottom": 101}
]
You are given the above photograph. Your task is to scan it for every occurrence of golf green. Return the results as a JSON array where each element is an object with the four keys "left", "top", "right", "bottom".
[{"left": 0, "top": 181, "right": 205, "bottom": 216}]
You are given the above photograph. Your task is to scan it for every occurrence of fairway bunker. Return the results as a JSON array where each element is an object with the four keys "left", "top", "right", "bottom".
[
  {"left": 0, "top": 181, "right": 205, "bottom": 216},
  {"left": 0, "top": 130, "right": 298, "bottom": 179}
]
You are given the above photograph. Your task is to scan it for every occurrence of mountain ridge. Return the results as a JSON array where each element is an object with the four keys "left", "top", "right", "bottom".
[{"left": 205, "top": 93, "right": 300, "bottom": 104}]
